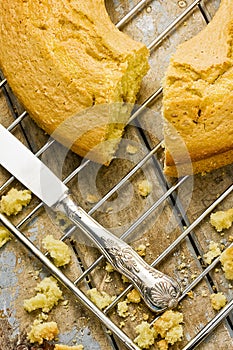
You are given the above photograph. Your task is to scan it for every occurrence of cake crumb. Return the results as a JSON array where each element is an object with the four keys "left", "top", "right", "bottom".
[
  {"left": 157, "top": 339, "right": 168, "bottom": 350},
  {"left": 54, "top": 345, "right": 83, "bottom": 350},
  {"left": 220, "top": 246, "right": 233, "bottom": 279},
  {"left": 105, "top": 262, "right": 115, "bottom": 273},
  {"left": 134, "top": 321, "right": 156, "bottom": 349},
  {"left": 104, "top": 275, "right": 112, "bottom": 283},
  {"left": 153, "top": 310, "right": 183, "bottom": 345},
  {"left": 127, "top": 289, "right": 141, "bottom": 304},
  {"left": 0, "top": 226, "right": 11, "bottom": 248},
  {"left": 105, "top": 206, "right": 113, "bottom": 214},
  {"left": 24, "top": 276, "right": 63, "bottom": 313},
  {"left": 135, "top": 244, "right": 146, "bottom": 257},
  {"left": 87, "top": 288, "right": 116, "bottom": 310},
  {"left": 142, "top": 313, "right": 149, "bottom": 321},
  {"left": 121, "top": 275, "right": 129, "bottom": 284},
  {"left": 42, "top": 235, "right": 71, "bottom": 267},
  {"left": 137, "top": 180, "right": 152, "bottom": 197},
  {"left": 119, "top": 321, "right": 125, "bottom": 328},
  {"left": 186, "top": 291, "right": 194, "bottom": 299},
  {"left": 210, "top": 208, "right": 233, "bottom": 232},
  {"left": 27, "top": 319, "right": 59, "bottom": 344},
  {"left": 134, "top": 311, "right": 184, "bottom": 348},
  {"left": 203, "top": 241, "right": 221, "bottom": 265},
  {"left": 210, "top": 292, "right": 227, "bottom": 310},
  {"left": 117, "top": 300, "right": 129, "bottom": 318},
  {"left": 0, "top": 188, "right": 31, "bottom": 216},
  {"left": 38, "top": 312, "right": 49, "bottom": 321},
  {"left": 62, "top": 299, "right": 69, "bottom": 306}
]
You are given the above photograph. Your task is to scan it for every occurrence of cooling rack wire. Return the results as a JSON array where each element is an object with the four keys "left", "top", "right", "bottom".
[{"left": 0, "top": 1, "right": 233, "bottom": 349}]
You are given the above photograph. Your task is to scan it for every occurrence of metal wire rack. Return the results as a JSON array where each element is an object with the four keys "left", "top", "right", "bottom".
[{"left": 0, "top": 1, "right": 233, "bottom": 349}]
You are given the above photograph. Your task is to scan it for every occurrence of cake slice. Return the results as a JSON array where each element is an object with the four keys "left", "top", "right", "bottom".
[
  {"left": 162, "top": 0, "right": 233, "bottom": 176},
  {"left": 0, "top": 0, "right": 149, "bottom": 164}
]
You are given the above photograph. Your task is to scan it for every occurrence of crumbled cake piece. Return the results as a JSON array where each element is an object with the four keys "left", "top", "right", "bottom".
[
  {"left": 121, "top": 275, "right": 129, "bottom": 283},
  {"left": 127, "top": 289, "right": 141, "bottom": 304},
  {"left": 186, "top": 291, "right": 194, "bottom": 299},
  {"left": 0, "top": 188, "right": 31, "bottom": 216},
  {"left": 0, "top": 226, "right": 11, "bottom": 248},
  {"left": 87, "top": 288, "right": 116, "bottom": 310},
  {"left": 210, "top": 292, "right": 227, "bottom": 310},
  {"left": 134, "top": 321, "right": 156, "bottom": 349},
  {"left": 135, "top": 244, "right": 147, "bottom": 257},
  {"left": 165, "top": 324, "right": 183, "bottom": 345},
  {"left": 0, "top": 1, "right": 149, "bottom": 165},
  {"left": 42, "top": 235, "right": 71, "bottom": 267},
  {"left": 220, "top": 246, "right": 233, "bottom": 279},
  {"left": 162, "top": 0, "right": 233, "bottom": 176},
  {"left": 153, "top": 310, "right": 183, "bottom": 345},
  {"left": 134, "top": 310, "right": 184, "bottom": 348},
  {"left": 137, "top": 180, "right": 152, "bottom": 197},
  {"left": 203, "top": 241, "right": 221, "bottom": 265},
  {"left": 54, "top": 345, "right": 83, "bottom": 350},
  {"left": 117, "top": 300, "right": 129, "bottom": 318},
  {"left": 142, "top": 313, "right": 149, "bottom": 321},
  {"left": 210, "top": 208, "right": 233, "bottom": 232},
  {"left": 24, "top": 276, "right": 63, "bottom": 313},
  {"left": 27, "top": 319, "right": 59, "bottom": 344},
  {"left": 157, "top": 339, "right": 168, "bottom": 350},
  {"left": 38, "top": 312, "right": 49, "bottom": 321},
  {"left": 105, "top": 262, "right": 115, "bottom": 273}
]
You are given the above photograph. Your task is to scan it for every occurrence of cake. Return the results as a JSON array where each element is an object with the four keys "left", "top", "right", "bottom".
[
  {"left": 86, "top": 287, "right": 116, "bottom": 310},
  {"left": 27, "top": 320, "right": 59, "bottom": 344},
  {"left": 0, "top": 188, "right": 32, "bottom": 216},
  {"left": 203, "top": 241, "right": 221, "bottom": 265},
  {"left": 210, "top": 208, "right": 233, "bottom": 232},
  {"left": 24, "top": 276, "right": 63, "bottom": 313},
  {"left": 0, "top": 1, "right": 149, "bottom": 165},
  {"left": 134, "top": 321, "right": 156, "bottom": 349},
  {"left": 134, "top": 310, "right": 183, "bottom": 348},
  {"left": 42, "top": 235, "right": 72, "bottom": 267},
  {"left": 162, "top": 0, "right": 233, "bottom": 176},
  {"left": 0, "top": 226, "right": 11, "bottom": 248},
  {"left": 117, "top": 300, "right": 129, "bottom": 318},
  {"left": 210, "top": 292, "right": 227, "bottom": 310},
  {"left": 137, "top": 179, "right": 152, "bottom": 197},
  {"left": 54, "top": 345, "right": 83, "bottom": 350},
  {"left": 127, "top": 288, "right": 141, "bottom": 303},
  {"left": 153, "top": 310, "right": 183, "bottom": 345},
  {"left": 220, "top": 246, "right": 233, "bottom": 279}
]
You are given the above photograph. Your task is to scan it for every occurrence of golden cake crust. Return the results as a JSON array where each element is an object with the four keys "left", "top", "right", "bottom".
[
  {"left": 162, "top": 0, "right": 233, "bottom": 176},
  {"left": 0, "top": 0, "right": 149, "bottom": 164}
]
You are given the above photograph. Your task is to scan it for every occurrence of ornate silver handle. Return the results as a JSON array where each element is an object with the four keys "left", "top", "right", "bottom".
[{"left": 53, "top": 192, "right": 181, "bottom": 312}]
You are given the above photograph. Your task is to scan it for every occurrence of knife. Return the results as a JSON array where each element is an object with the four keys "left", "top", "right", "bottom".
[{"left": 0, "top": 124, "right": 181, "bottom": 312}]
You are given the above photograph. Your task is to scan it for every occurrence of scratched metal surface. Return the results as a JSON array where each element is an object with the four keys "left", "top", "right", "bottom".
[{"left": 1, "top": 1, "right": 233, "bottom": 350}]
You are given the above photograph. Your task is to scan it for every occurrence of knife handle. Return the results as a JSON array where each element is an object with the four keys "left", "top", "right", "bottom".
[{"left": 53, "top": 192, "right": 181, "bottom": 312}]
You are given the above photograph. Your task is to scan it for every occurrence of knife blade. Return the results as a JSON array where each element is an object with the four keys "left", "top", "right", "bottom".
[{"left": 0, "top": 124, "right": 181, "bottom": 312}]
